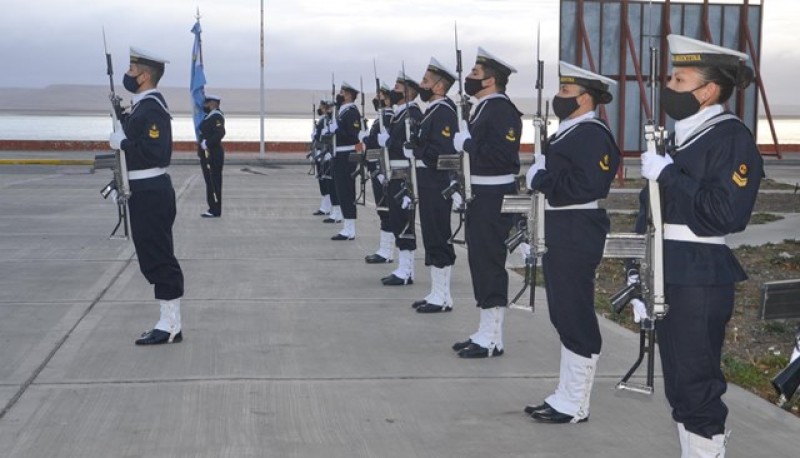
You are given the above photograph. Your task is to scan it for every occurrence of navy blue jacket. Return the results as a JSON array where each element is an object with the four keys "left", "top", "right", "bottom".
[
  {"left": 462, "top": 93, "right": 522, "bottom": 176},
  {"left": 120, "top": 92, "right": 172, "bottom": 171},
  {"left": 413, "top": 97, "right": 458, "bottom": 169}
]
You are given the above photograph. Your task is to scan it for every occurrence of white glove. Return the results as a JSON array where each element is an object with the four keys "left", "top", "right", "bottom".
[
  {"left": 325, "top": 121, "right": 339, "bottom": 135},
  {"left": 791, "top": 342, "right": 800, "bottom": 363},
  {"left": 641, "top": 151, "right": 674, "bottom": 180},
  {"left": 109, "top": 189, "right": 119, "bottom": 205},
  {"left": 630, "top": 298, "right": 648, "bottom": 324},
  {"left": 518, "top": 242, "right": 531, "bottom": 264},
  {"left": 376, "top": 174, "right": 386, "bottom": 185},
  {"left": 525, "top": 153, "right": 546, "bottom": 188},
  {"left": 451, "top": 191, "right": 463, "bottom": 211},
  {"left": 401, "top": 196, "right": 412, "bottom": 210},
  {"left": 403, "top": 147, "right": 414, "bottom": 160},
  {"left": 377, "top": 131, "right": 389, "bottom": 147},
  {"left": 358, "top": 130, "right": 368, "bottom": 143},
  {"left": 109, "top": 131, "right": 126, "bottom": 150},
  {"left": 453, "top": 120, "right": 471, "bottom": 152},
  {"left": 323, "top": 152, "right": 332, "bottom": 162},
  {"left": 201, "top": 139, "right": 208, "bottom": 150}
]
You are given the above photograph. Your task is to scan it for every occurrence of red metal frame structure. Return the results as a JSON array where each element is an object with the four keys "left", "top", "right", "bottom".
[{"left": 564, "top": 0, "right": 781, "bottom": 159}]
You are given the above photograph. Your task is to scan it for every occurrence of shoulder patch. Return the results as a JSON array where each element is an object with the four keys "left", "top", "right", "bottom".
[
  {"left": 732, "top": 163, "right": 749, "bottom": 187},
  {"left": 598, "top": 153, "right": 610, "bottom": 171},
  {"left": 505, "top": 127, "right": 517, "bottom": 142},
  {"left": 441, "top": 125, "right": 452, "bottom": 138},
  {"left": 215, "top": 120, "right": 222, "bottom": 127},
  {"left": 148, "top": 124, "right": 160, "bottom": 139}
]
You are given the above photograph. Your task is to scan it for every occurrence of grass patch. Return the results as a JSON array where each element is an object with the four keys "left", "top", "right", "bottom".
[{"left": 749, "top": 213, "right": 784, "bottom": 225}]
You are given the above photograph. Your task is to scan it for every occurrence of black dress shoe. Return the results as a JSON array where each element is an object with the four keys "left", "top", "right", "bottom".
[
  {"left": 531, "top": 406, "right": 588, "bottom": 424},
  {"left": 322, "top": 218, "right": 339, "bottom": 223},
  {"left": 135, "top": 329, "right": 183, "bottom": 345},
  {"left": 365, "top": 253, "right": 392, "bottom": 264},
  {"left": 416, "top": 303, "right": 452, "bottom": 313},
  {"left": 457, "top": 342, "right": 504, "bottom": 358},
  {"left": 452, "top": 339, "right": 473, "bottom": 351},
  {"left": 201, "top": 211, "right": 220, "bottom": 218},
  {"left": 411, "top": 299, "right": 427, "bottom": 309},
  {"left": 524, "top": 402, "right": 551, "bottom": 415},
  {"left": 331, "top": 233, "right": 354, "bottom": 241},
  {"left": 382, "top": 274, "right": 413, "bottom": 286},
  {"left": 312, "top": 210, "right": 328, "bottom": 216}
]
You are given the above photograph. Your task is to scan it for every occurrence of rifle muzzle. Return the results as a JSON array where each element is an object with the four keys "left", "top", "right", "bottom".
[
  {"left": 772, "top": 355, "right": 800, "bottom": 406},
  {"left": 610, "top": 283, "right": 640, "bottom": 314}
]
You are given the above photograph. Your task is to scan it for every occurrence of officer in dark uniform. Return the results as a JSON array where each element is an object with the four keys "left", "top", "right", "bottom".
[
  {"left": 378, "top": 71, "right": 423, "bottom": 286},
  {"left": 315, "top": 101, "right": 337, "bottom": 220},
  {"left": 451, "top": 48, "right": 522, "bottom": 358},
  {"left": 410, "top": 57, "right": 458, "bottom": 313},
  {"left": 108, "top": 47, "right": 184, "bottom": 345},
  {"left": 326, "top": 81, "right": 362, "bottom": 240},
  {"left": 198, "top": 94, "right": 225, "bottom": 218},
  {"left": 362, "top": 83, "right": 396, "bottom": 263},
  {"left": 635, "top": 34, "right": 762, "bottom": 457},
  {"left": 523, "top": 62, "right": 620, "bottom": 424}
]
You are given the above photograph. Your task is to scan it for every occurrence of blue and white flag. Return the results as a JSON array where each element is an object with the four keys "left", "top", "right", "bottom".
[{"left": 190, "top": 18, "right": 206, "bottom": 142}]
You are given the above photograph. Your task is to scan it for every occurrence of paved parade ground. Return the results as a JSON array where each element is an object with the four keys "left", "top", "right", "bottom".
[{"left": 0, "top": 157, "right": 798, "bottom": 457}]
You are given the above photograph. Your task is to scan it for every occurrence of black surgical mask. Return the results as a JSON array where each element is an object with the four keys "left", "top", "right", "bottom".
[
  {"left": 203, "top": 106, "right": 212, "bottom": 114},
  {"left": 316, "top": 108, "right": 324, "bottom": 116},
  {"left": 464, "top": 77, "right": 485, "bottom": 97},
  {"left": 418, "top": 86, "right": 434, "bottom": 102},
  {"left": 389, "top": 90, "right": 404, "bottom": 105},
  {"left": 123, "top": 73, "right": 141, "bottom": 93},
  {"left": 335, "top": 94, "right": 345, "bottom": 107},
  {"left": 661, "top": 86, "right": 703, "bottom": 121},
  {"left": 552, "top": 95, "right": 580, "bottom": 121}
]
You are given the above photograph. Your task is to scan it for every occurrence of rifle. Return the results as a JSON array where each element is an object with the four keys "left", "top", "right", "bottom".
[
  {"left": 93, "top": 28, "right": 130, "bottom": 240},
  {"left": 373, "top": 60, "right": 390, "bottom": 212},
  {"left": 306, "top": 99, "right": 317, "bottom": 175},
  {"left": 396, "top": 61, "right": 418, "bottom": 240},
  {"left": 351, "top": 76, "right": 368, "bottom": 206},
  {"left": 439, "top": 21, "right": 471, "bottom": 245},
  {"left": 613, "top": 6, "right": 668, "bottom": 395}
]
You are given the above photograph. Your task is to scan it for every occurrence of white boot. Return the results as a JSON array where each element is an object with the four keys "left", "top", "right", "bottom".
[
  {"left": 155, "top": 298, "right": 182, "bottom": 337},
  {"left": 391, "top": 250, "right": 414, "bottom": 280},
  {"left": 470, "top": 307, "right": 504, "bottom": 353},
  {"left": 342, "top": 219, "right": 356, "bottom": 238},
  {"left": 425, "top": 267, "right": 445, "bottom": 305},
  {"left": 320, "top": 194, "right": 332, "bottom": 213},
  {"left": 678, "top": 423, "right": 690, "bottom": 456},
  {"left": 442, "top": 265, "right": 453, "bottom": 307},
  {"left": 375, "top": 230, "right": 394, "bottom": 261},
  {"left": 330, "top": 205, "right": 343, "bottom": 222},
  {"left": 545, "top": 345, "right": 599, "bottom": 422},
  {"left": 684, "top": 429, "right": 728, "bottom": 458}
]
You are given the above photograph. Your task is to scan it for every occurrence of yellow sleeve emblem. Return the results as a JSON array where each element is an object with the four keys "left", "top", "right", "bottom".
[
  {"left": 354, "top": 120, "right": 361, "bottom": 129},
  {"left": 598, "top": 154, "right": 610, "bottom": 171},
  {"left": 215, "top": 120, "right": 222, "bottom": 127},
  {"left": 505, "top": 127, "right": 517, "bottom": 142},
  {"left": 441, "top": 125, "right": 451, "bottom": 138},
  {"left": 148, "top": 124, "right": 160, "bottom": 139},
  {"left": 732, "top": 163, "right": 749, "bottom": 187}
]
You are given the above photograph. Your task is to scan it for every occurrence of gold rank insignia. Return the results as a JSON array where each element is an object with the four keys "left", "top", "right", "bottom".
[
  {"left": 732, "top": 163, "right": 749, "bottom": 187},
  {"left": 505, "top": 127, "right": 517, "bottom": 142},
  {"left": 215, "top": 120, "right": 222, "bottom": 127},
  {"left": 441, "top": 125, "right": 451, "bottom": 138},
  {"left": 354, "top": 120, "right": 361, "bottom": 129},
  {"left": 598, "top": 154, "right": 610, "bottom": 171},
  {"left": 148, "top": 124, "right": 160, "bottom": 139}
]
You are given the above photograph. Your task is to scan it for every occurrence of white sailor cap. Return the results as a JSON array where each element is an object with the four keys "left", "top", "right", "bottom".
[
  {"left": 129, "top": 47, "right": 169, "bottom": 69},
  {"left": 475, "top": 47, "right": 517, "bottom": 77},
  {"left": 426, "top": 57, "right": 457, "bottom": 84},
  {"left": 340, "top": 81, "right": 359, "bottom": 95},
  {"left": 204, "top": 94, "right": 221, "bottom": 102},
  {"left": 667, "top": 34, "right": 749, "bottom": 68},
  {"left": 396, "top": 71, "right": 421, "bottom": 91},
  {"left": 559, "top": 61, "right": 617, "bottom": 104},
  {"left": 379, "top": 81, "right": 391, "bottom": 93}
]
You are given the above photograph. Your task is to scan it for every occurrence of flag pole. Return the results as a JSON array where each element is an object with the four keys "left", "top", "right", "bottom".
[{"left": 259, "top": 0, "right": 266, "bottom": 159}]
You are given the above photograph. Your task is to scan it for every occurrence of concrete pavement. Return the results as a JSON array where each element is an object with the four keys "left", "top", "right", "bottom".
[{"left": 0, "top": 162, "right": 798, "bottom": 458}]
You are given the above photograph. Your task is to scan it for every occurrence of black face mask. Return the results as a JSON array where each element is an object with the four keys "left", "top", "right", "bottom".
[
  {"left": 464, "top": 77, "right": 485, "bottom": 97},
  {"left": 418, "top": 86, "right": 433, "bottom": 102},
  {"left": 203, "top": 106, "right": 212, "bottom": 114},
  {"left": 552, "top": 95, "right": 580, "bottom": 121},
  {"left": 316, "top": 108, "right": 324, "bottom": 116},
  {"left": 335, "top": 94, "right": 345, "bottom": 107},
  {"left": 122, "top": 73, "right": 142, "bottom": 93},
  {"left": 389, "top": 90, "right": 404, "bottom": 105},
  {"left": 661, "top": 86, "right": 703, "bottom": 121}
]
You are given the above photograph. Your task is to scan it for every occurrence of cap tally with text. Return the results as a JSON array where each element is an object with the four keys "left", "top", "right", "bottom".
[
  {"left": 340, "top": 81, "right": 359, "bottom": 95},
  {"left": 667, "top": 34, "right": 749, "bottom": 69},
  {"left": 426, "top": 57, "right": 457, "bottom": 84},
  {"left": 129, "top": 47, "right": 169, "bottom": 70},
  {"left": 205, "top": 94, "right": 221, "bottom": 102},
  {"left": 475, "top": 47, "right": 517, "bottom": 77},
  {"left": 396, "top": 71, "right": 421, "bottom": 92},
  {"left": 559, "top": 61, "right": 617, "bottom": 104}
]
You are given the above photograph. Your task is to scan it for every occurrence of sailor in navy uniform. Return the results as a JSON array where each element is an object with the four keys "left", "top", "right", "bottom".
[
  {"left": 312, "top": 100, "right": 334, "bottom": 216},
  {"left": 362, "top": 83, "right": 396, "bottom": 264},
  {"left": 325, "top": 81, "right": 362, "bottom": 240},
  {"left": 451, "top": 48, "right": 522, "bottom": 357},
  {"left": 198, "top": 94, "right": 225, "bottom": 218},
  {"left": 410, "top": 57, "right": 459, "bottom": 313},
  {"left": 635, "top": 34, "right": 762, "bottom": 457},
  {"left": 108, "top": 48, "right": 184, "bottom": 345},
  {"left": 378, "top": 71, "right": 423, "bottom": 286},
  {"left": 523, "top": 62, "right": 620, "bottom": 423}
]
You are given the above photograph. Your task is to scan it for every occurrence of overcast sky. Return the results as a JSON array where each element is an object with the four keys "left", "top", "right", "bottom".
[{"left": 1, "top": 0, "right": 798, "bottom": 106}]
